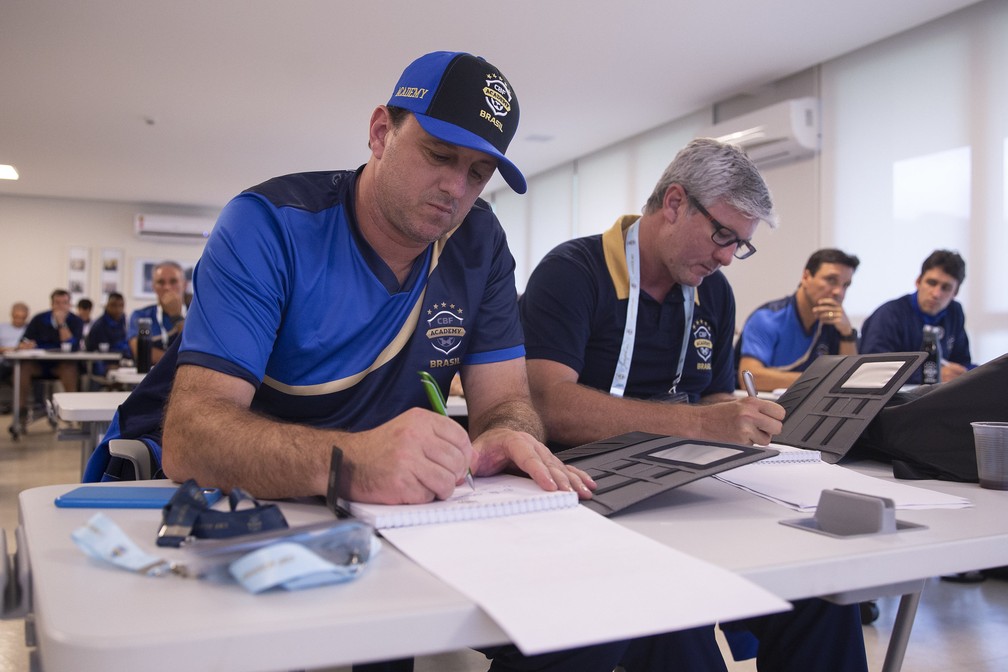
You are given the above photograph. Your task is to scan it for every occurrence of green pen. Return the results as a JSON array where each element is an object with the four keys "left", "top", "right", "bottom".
[{"left": 419, "top": 370, "right": 475, "bottom": 491}]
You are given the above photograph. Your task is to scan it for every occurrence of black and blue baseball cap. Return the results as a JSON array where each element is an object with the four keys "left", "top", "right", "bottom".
[{"left": 388, "top": 51, "right": 526, "bottom": 194}]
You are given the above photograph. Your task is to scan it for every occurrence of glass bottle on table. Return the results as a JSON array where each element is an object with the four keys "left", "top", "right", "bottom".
[
  {"left": 136, "top": 317, "right": 153, "bottom": 373},
  {"left": 921, "top": 325, "right": 942, "bottom": 384}
]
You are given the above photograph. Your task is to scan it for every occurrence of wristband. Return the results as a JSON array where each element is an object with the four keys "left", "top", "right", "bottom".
[
  {"left": 326, "top": 445, "right": 350, "bottom": 517},
  {"left": 838, "top": 328, "right": 858, "bottom": 342}
]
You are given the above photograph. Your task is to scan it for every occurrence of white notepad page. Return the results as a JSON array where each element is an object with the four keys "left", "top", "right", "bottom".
[
  {"left": 756, "top": 444, "right": 822, "bottom": 464},
  {"left": 345, "top": 474, "right": 578, "bottom": 529},
  {"left": 715, "top": 444, "right": 971, "bottom": 511},
  {"left": 382, "top": 504, "right": 789, "bottom": 655}
]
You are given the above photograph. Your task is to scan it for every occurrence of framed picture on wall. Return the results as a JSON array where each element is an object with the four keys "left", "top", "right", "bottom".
[
  {"left": 67, "top": 246, "right": 89, "bottom": 304},
  {"left": 100, "top": 248, "right": 123, "bottom": 305}
]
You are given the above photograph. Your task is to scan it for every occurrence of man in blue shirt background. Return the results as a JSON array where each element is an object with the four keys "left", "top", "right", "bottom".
[
  {"left": 128, "top": 260, "right": 187, "bottom": 367},
  {"left": 15, "top": 289, "right": 84, "bottom": 423},
  {"left": 860, "top": 249, "right": 975, "bottom": 383},
  {"left": 86, "top": 292, "right": 131, "bottom": 377},
  {"left": 737, "top": 248, "right": 860, "bottom": 392}
]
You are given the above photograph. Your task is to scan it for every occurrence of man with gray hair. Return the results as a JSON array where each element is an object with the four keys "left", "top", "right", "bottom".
[
  {"left": 128, "top": 260, "right": 187, "bottom": 366},
  {"left": 520, "top": 138, "right": 868, "bottom": 671},
  {"left": 520, "top": 138, "right": 785, "bottom": 448}
]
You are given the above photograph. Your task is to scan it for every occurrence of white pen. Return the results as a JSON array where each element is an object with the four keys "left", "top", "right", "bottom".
[{"left": 741, "top": 369, "right": 758, "bottom": 398}]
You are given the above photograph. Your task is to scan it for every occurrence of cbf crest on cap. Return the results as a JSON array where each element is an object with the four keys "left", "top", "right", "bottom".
[{"left": 388, "top": 51, "right": 526, "bottom": 194}]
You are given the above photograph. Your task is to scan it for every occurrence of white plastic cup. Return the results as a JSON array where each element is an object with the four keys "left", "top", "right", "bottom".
[
  {"left": 60, "top": 342, "right": 72, "bottom": 353},
  {"left": 971, "top": 422, "right": 1008, "bottom": 490}
]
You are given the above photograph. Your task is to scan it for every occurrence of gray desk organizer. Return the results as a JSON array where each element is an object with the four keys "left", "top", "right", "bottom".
[
  {"left": 781, "top": 489, "right": 927, "bottom": 538},
  {"left": 775, "top": 352, "right": 927, "bottom": 463}
]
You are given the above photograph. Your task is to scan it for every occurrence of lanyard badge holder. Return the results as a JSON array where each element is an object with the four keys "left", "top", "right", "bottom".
[
  {"left": 610, "top": 219, "right": 694, "bottom": 404},
  {"left": 157, "top": 479, "right": 289, "bottom": 547},
  {"left": 72, "top": 477, "right": 379, "bottom": 593}
]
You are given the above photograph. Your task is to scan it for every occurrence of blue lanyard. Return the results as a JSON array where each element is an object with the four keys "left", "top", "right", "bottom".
[{"left": 609, "top": 219, "right": 695, "bottom": 398}]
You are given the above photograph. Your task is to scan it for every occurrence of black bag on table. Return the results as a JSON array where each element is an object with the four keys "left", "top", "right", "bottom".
[{"left": 851, "top": 353, "right": 1008, "bottom": 482}]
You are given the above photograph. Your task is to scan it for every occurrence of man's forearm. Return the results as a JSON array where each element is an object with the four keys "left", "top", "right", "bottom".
[
  {"left": 469, "top": 396, "right": 545, "bottom": 442},
  {"left": 535, "top": 381, "right": 705, "bottom": 447},
  {"left": 162, "top": 391, "right": 334, "bottom": 499}
]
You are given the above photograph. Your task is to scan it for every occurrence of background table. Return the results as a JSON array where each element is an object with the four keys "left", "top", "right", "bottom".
[
  {"left": 107, "top": 367, "right": 146, "bottom": 388},
  {"left": 51, "top": 391, "right": 130, "bottom": 475},
  {"left": 3, "top": 350, "right": 122, "bottom": 439},
  {"left": 17, "top": 483, "right": 506, "bottom": 671}
]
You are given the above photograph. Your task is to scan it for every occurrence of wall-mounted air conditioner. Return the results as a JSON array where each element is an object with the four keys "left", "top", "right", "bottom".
[
  {"left": 134, "top": 214, "right": 215, "bottom": 243},
  {"left": 698, "top": 97, "right": 820, "bottom": 167}
]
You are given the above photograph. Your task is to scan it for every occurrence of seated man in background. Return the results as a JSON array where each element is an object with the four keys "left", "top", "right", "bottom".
[
  {"left": 0, "top": 301, "right": 31, "bottom": 353},
  {"left": 520, "top": 138, "right": 867, "bottom": 671},
  {"left": 0, "top": 301, "right": 31, "bottom": 412},
  {"left": 860, "top": 249, "right": 975, "bottom": 383},
  {"left": 76, "top": 297, "right": 94, "bottom": 338},
  {"left": 86, "top": 292, "right": 131, "bottom": 379},
  {"left": 128, "top": 260, "right": 187, "bottom": 366},
  {"left": 737, "top": 248, "right": 860, "bottom": 392},
  {"left": 16, "top": 289, "right": 84, "bottom": 419}
]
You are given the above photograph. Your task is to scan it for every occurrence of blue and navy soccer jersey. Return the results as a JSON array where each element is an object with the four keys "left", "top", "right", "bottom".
[
  {"left": 860, "top": 293, "right": 972, "bottom": 384},
  {"left": 738, "top": 294, "right": 840, "bottom": 372},
  {"left": 178, "top": 169, "right": 524, "bottom": 431},
  {"left": 519, "top": 216, "right": 736, "bottom": 404}
]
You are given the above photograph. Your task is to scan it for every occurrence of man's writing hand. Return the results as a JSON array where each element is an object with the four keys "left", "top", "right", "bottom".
[
  {"left": 697, "top": 398, "right": 785, "bottom": 446},
  {"left": 342, "top": 408, "right": 474, "bottom": 504}
]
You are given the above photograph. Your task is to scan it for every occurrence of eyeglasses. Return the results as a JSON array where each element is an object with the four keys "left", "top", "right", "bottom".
[{"left": 686, "top": 194, "right": 756, "bottom": 260}]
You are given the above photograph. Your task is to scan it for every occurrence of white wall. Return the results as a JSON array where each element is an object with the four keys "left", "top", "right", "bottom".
[
  {"left": 3, "top": 1, "right": 1004, "bottom": 365},
  {"left": 489, "top": 0, "right": 1006, "bottom": 365},
  {"left": 820, "top": 0, "right": 1008, "bottom": 363},
  {"left": 0, "top": 195, "right": 215, "bottom": 319}
]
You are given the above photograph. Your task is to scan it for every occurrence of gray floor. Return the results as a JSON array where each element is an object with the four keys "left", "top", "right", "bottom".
[{"left": 2, "top": 412, "right": 1007, "bottom": 672}]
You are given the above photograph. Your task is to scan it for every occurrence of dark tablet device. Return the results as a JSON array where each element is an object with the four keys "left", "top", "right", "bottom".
[
  {"left": 55, "top": 485, "right": 222, "bottom": 509},
  {"left": 557, "top": 431, "right": 777, "bottom": 516},
  {"left": 774, "top": 352, "right": 927, "bottom": 463}
]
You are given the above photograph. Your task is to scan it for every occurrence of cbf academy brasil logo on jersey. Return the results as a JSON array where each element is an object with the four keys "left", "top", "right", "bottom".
[
  {"left": 426, "top": 301, "right": 466, "bottom": 364},
  {"left": 692, "top": 319, "right": 713, "bottom": 371}
]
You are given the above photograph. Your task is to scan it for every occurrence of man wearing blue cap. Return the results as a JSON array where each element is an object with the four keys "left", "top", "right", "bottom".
[
  {"left": 151, "top": 50, "right": 592, "bottom": 507},
  {"left": 91, "top": 51, "right": 721, "bottom": 672}
]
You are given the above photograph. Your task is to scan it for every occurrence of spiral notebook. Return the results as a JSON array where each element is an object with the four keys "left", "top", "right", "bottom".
[
  {"left": 344, "top": 474, "right": 579, "bottom": 529},
  {"left": 753, "top": 444, "right": 822, "bottom": 464}
]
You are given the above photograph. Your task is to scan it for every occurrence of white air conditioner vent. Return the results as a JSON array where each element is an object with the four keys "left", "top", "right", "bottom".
[
  {"left": 134, "top": 214, "right": 215, "bottom": 243},
  {"left": 698, "top": 97, "right": 820, "bottom": 167}
]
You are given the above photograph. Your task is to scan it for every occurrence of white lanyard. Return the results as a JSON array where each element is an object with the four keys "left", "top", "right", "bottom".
[
  {"left": 155, "top": 303, "right": 186, "bottom": 331},
  {"left": 609, "top": 219, "right": 695, "bottom": 398},
  {"left": 154, "top": 302, "right": 186, "bottom": 342},
  {"left": 72, "top": 512, "right": 379, "bottom": 593}
]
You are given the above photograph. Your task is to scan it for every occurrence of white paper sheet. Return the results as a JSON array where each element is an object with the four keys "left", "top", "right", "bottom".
[
  {"left": 381, "top": 505, "right": 789, "bottom": 656},
  {"left": 715, "top": 458, "right": 972, "bottom": 512}
]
